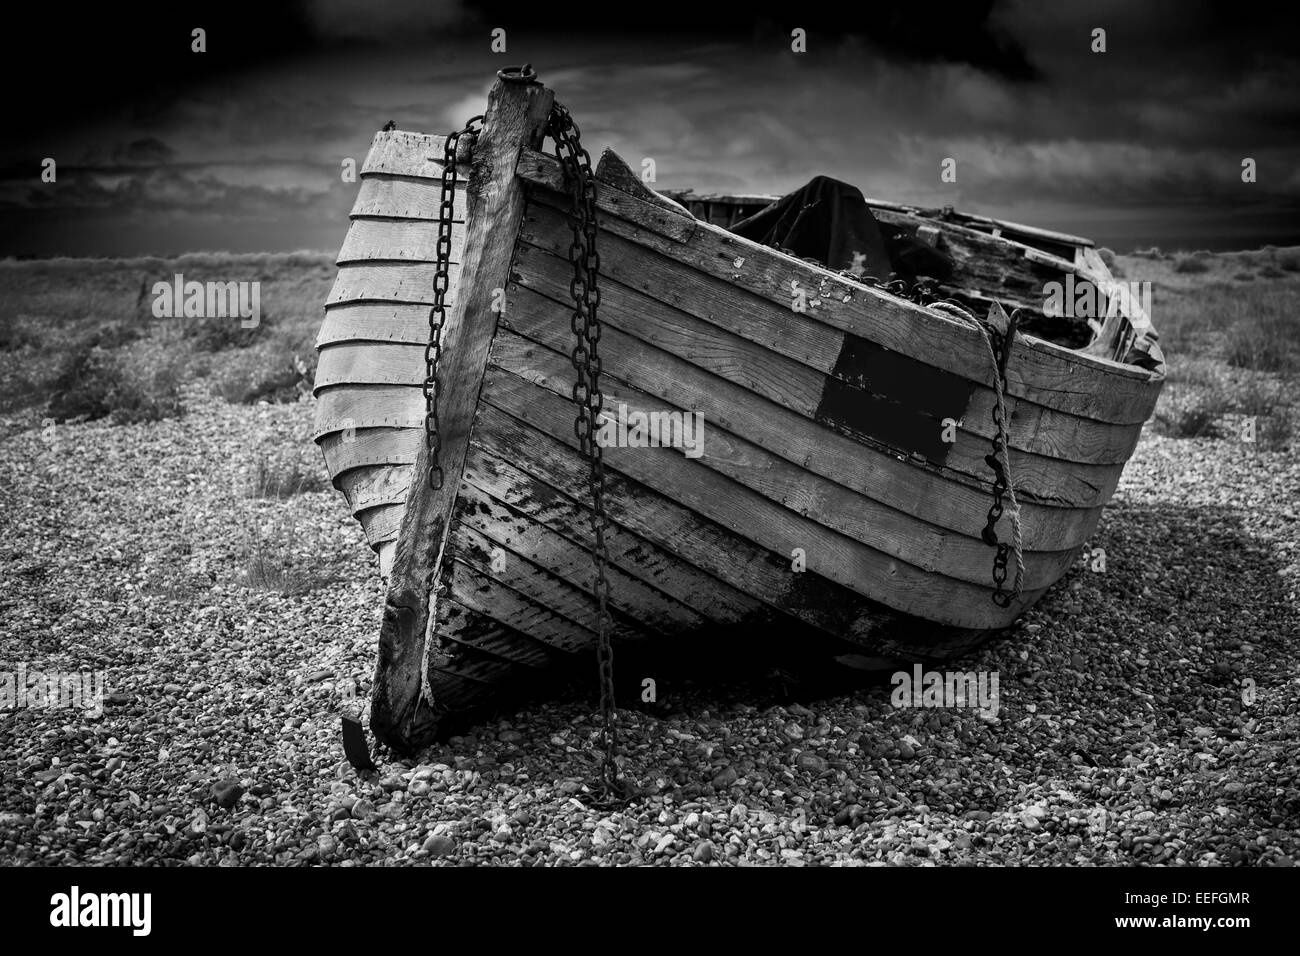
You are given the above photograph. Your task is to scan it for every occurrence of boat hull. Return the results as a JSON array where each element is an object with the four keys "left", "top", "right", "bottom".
[{"left": 313, "top": 78, "right": 1164, "bottom": 749}]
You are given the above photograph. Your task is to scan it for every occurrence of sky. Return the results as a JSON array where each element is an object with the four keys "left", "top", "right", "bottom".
[{"left": 3, "top": 0, "right": 1298, "bottom": 257}]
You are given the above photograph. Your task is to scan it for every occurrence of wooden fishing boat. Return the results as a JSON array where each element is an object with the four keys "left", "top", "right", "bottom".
[{"left": 313, "top": 69, "right": 1164, "bottom": 750}]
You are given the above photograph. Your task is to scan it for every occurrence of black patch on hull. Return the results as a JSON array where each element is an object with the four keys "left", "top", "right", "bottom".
[{"left": 815, "top": 332, "right": 977, "bottom": 463}]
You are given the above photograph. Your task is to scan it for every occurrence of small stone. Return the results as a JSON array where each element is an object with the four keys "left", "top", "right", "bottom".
[
  {"left": 897, "top": 742, "right": 915, "bottom": 760},
  {"left": 423, "top": 834, "right": 456, "bottom": 857},
  {"left": 693, "top": 841, "right": 714, "bottom": 862},
  {"left": 306, "top": 669, "right": 334, "bottom": 683},
  {"left": 795, "top": 753, "right": 827, "bottom": 773},
  {"left": 351, "top": 799, "right": 376, "bottom": 820},
  {"left": 162, "top": 683, "right": 183, "bottom": 695},
  {"left": 210, "top": 779, "right": 245, "bottom": 809},
  {"left": 712, "top": 766, "right": 738, "bottom": 788}
]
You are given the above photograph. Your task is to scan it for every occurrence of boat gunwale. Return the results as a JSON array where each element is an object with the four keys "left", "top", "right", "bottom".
[{"left": 516, "top": 147, "right": 1165, "bottom": 397}]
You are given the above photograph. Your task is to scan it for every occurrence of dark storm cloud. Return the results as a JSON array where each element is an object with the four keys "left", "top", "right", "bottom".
[{"left": 2, "top": 0, "right": 1297, "bottom": 255}]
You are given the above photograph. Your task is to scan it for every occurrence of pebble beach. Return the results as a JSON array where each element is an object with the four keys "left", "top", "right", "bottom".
[{"left": 1, "top": 384, "right": 1297, "bottom": 867}]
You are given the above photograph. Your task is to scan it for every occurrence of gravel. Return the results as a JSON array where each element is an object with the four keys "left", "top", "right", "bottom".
[{"left": 1, "top": 387, "right": 1297, "bottom": 866}]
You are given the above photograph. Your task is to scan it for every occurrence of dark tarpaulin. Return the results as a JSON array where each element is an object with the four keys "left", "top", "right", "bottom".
[{"left": 729, "top": 175, "right": 952, "bottom": 284}]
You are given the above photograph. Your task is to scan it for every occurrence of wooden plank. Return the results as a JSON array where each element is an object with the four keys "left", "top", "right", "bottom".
[
  {"left": 317, "top": 303, "right": 433, "bottom": 347},
  {"left": 452, "top": 523, "right": 658, "bottom": 643},
  {"left": 516, "top": 148, "right": 697, "bottom": 243},
  {"left": 447, "top": 561, "right": 592, "bottom": 654},
  {"left": 519, "top": 156, "right": 1161, "bottom": 423},
  {"left": 436, "top": 599, "right": 553, "bottom": 669},
  {"left": 487, "top": 328, "right": 1078, "bottom": 587},
  {"left": 372, "top": 77, "right": 554, "bottom": 751},
  {"left": 511, "top": 232, "right": 1142, "bottom": 472},
  {"left": 320, "top": 426, "right": 421, "bottom": 477},
  {"left": 314, "top": 342, "right": 425, "bottom": 389},
  {"left": 469, "top": 407, "right": 911, "bottom": 645},
  {"left": 462, "top": 448, "right": 767, "bottom": 627},
  {"left": 326, "top": 262, "right": 461, "bottom": 306},
  {"left": 480, "top": 366, "right": 1047, "bottom": 630},
  {"left": 337, "top": 464, "right": 413, "bottom": 515},
  {"left": 593, "top": 147, "right": 691, "bottom": 213},
  {"left": 313, "top": 384, "right": 424, "bottom": 437},
  {"left": 454, "top": 478, "right": 710, "bottom": 634},
  {"left": 352, "top": 176, "right": 469, "bottom": 220},
  {"left": 492, "top": 308, "right": 1106, "bottom": 544},
  {"left": 358, "top": 502, "right": 403, "bottom": 544},
  {"left": 337, "top": 218, "right": 465, "bottom": 264},
  {"left": 361, "top": 130, "right": 468, "bottom": 180}
]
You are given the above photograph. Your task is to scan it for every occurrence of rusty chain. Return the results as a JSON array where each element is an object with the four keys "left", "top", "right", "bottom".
[
  {"left": 547, "top": 100, "right": 632, "bottom": 805},
  {"left": 856, "top": 273, "right": 1025, "bottom": 608}
]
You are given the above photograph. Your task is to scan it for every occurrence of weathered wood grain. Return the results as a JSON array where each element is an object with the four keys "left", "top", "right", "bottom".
[
  {"left": 480, "top": 365, "right": 1044, "bottom": 629},
  {"left": 320, "top": 426, "right": 421, "bottom": 477},
  {"left": 511, "top": 234, "right": 1137, "bottom": 486},
  {"left": 461, "top": 447, "right": 768, "bottom": 627},
  {"left": 468, "top": 406, "right": 914, "bottom": 644},
  {"left": 316, "top": 303, "right": 435, "bottom": 347},
  {"left": 337, "top": 218, "right": 466, "bottom": 264},
  {"left": 360, "top": 130, "right": 465, "bottom": 180},
  {"left": 518, "top": 157, "right": 1161, "bottom": 424},
  {"left": 338, "top": 464, "right": 414, "bottom": 515},
  {"left": 488, "top": 327, "right": 1078, "bottom": 588},
  {"left": 452, "top": 523, "right": 659, "bottom": 643},
  {"left": 447, "top": 560, "right": 594, "bottom": 653},
  {"left": 359, "top": 503, "right": 403, "bottom": 544},
  {"left": 314, "top": 341, "right": 425, "bottom": 389},
  {"left": 313, "top": 385, "right": 424, "bottom": 438},
  {"left": 517, "top": 200, "right": 1149, "bottom": 462},
  {"left": 435, "top": 599, "right": 554, "bottom": 669},
  {"left": 351, "top": 177, "right": 469, "bottom": 221},
  {"left": 371, "top": 77, "right": 554, "bottom": 751},
  {"left": 326, "top": 262, "right": 461, "bottom": 306}
]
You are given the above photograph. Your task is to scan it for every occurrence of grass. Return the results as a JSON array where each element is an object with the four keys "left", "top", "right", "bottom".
[
  {"left": 239, "top": 516, "right": 336, "bottom": 596},
  {"left": 1122, "top": 246, "right": 1300, "bottom": 451},
  {"left": 0, "top": 252, "right": 332, "bottom": 430},
  {"left": 1173, "top": 253, "right": 1211, "bottom": 274},
  {"left": 246, "top": 457, "right": 328, "bottom": 499}
]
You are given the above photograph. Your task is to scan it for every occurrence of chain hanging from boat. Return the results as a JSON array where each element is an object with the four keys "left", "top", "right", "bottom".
[
  {"left": 547, "top": 100, "right": 632, "bottom": 805},
  {"left": 853, "top": 271, "right": 1026, "bottom": 608},
  {"left": 425, "top": 115, "right": 483, "bottom": 497},
  {"left": 926, "top": 297, "right": 1026, "bottom": 608},
  {"left": 418, "top": 115, "right": 483, "bottom": 692}
]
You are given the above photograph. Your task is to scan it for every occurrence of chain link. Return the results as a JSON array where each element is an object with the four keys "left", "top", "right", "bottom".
[
  {"left": 870, "top": 279, "right": 1025, "bottom": 608},
  {"left": 547, "top": 101, "right": 630, "bottom": 805},
  {"left": 421, "top": 116, "right": 483, "bottom": 665}
]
